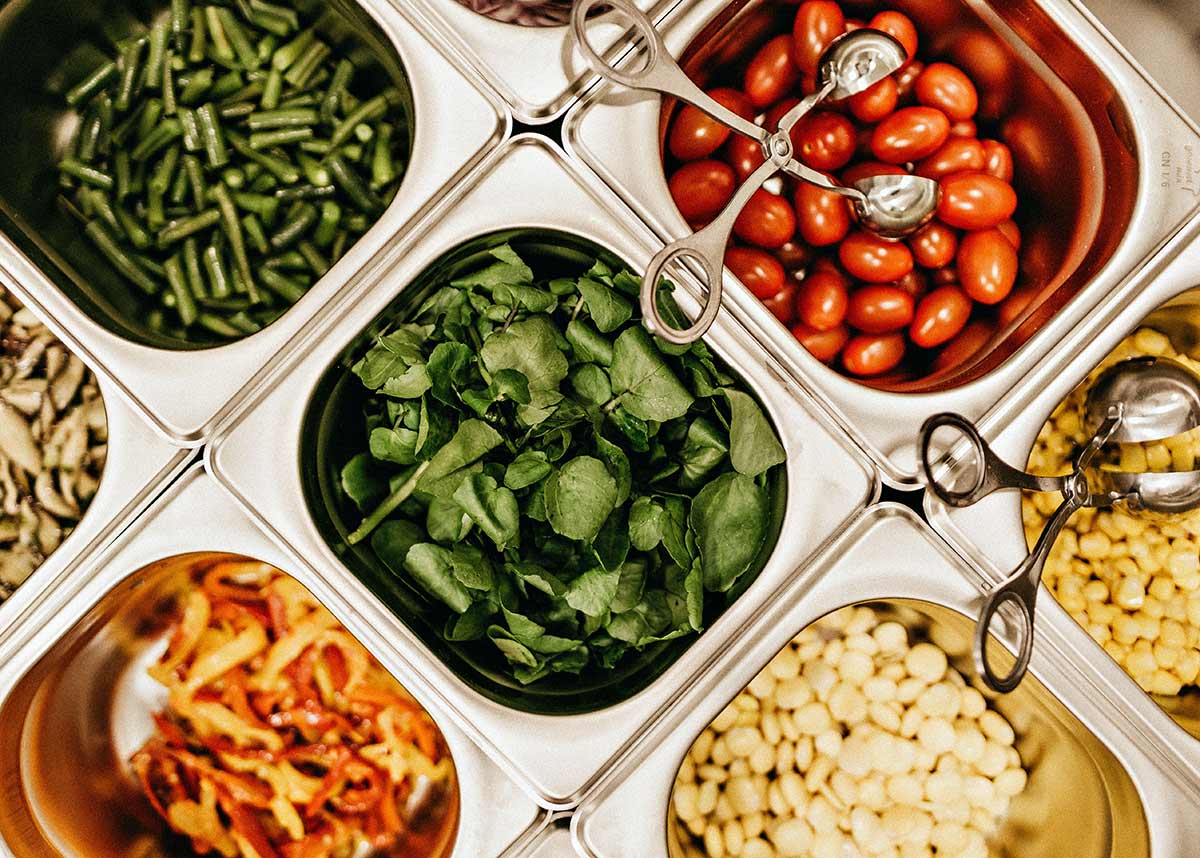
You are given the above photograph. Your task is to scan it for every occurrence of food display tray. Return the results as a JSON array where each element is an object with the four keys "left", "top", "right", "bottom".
[
  {"left": 562, "top": 0, "right": 1200, "bottom": 488},
  {"left": 0, "top": 0, "right": 509, "bottom": 446}
]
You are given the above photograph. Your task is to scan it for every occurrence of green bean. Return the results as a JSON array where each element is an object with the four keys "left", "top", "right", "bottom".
[
  {"left": 178, "top": 107, "right": 202, "bottom": 152},
  {"left": 249, "top": 172, "right": 278, "bottom": 193},
  {"left": 226, "top": 131, "right": 299, "bottom": 183},
  {"left": 77, "top": 108, "right": 103, "bottom": 163},
  {"left": 266, "top": 249, "right": 305, "bottom": 269},
  {"left": 130, "top": 118, "right": 181, "bottom": 161},
  {"left": 330, "top": 228, "right": 348, "bottom": 262},
  {"left": 114, "top": 37, "right": 146, "bottom": 112},
  {"left": 169, "top": 154, "right": 191, "bottom": 203},
  {"left": 146, "top": 187, "right": 166, "bottom": 229},
  {"left": 260, "top": 67, "right": 283, "bottom": 110},
  {"left": 251, "top": 8, "right": 290, "bottom": 36},
  {"left": 115, "top": 205, "right": 152, "bottom": 249},
  {"left": 233, "top": 191, "right": 279, "bottom": 224},
  {"left": 296, "top": 151, "right": 329, "bottom": 187},
  {"left": 269, "top": 200, "right": 316, "bottom": 249},
  {"left": 205, "top": 6, "right": 235, "bottom": 65},
  {"left": 312, "top": 200, "right": 339, "bottom": 247},
  {"left": 210, "top": 69, "right": 245, "bottom": 100},
  {"left": 327, "top": 154, "right": 381, "bottom": 214},
  {"left": 162, "top": 55, "right": 178, "bottom": 114},
  {"left": 171, "top": 0, "right": 190, "bottom": 51},
  {"left": 148, "top": 144, "right": 181, "bottom": 195},
  {"left": 197, "top": 312, "right": 241, "bottom": 337},
  {"left": 181, "top": 154, "right": 207, "bottom": 210},
  {"left": 240, "top": 213, "right": 268, "bottom": 254},
  {"left": 111, "top": 102, "right": 145, "bottom": 146},
  {"left": 135, "top": 253, "right": 166, "bottom": 279},
  {"left": 58, "top": 158, "right": 114, "bottom": 190},
  {"left": 272, "top": 28, "right": 314, "bottom": 71},
  {"left": 299, "top": 138, "right": 331, "bottom": 155},
  {"left": 130, "top": 160, "right": 147, "bottom": 196},
  {"left": 221, "top": 167, "right": 246, "bottom": 189},
  {"left": 256, "top": 34, "right": 279, "bottom": 65},
  {"left": 343, "top": 212, "right": 369, "bottom": 233},
  {"left": 183, "top": 237, "right": 207, "bottom": 298},
  {"left": 66, "top": 60, "right": 117, "bottom": 107},
  {"left": 86, "top": 220, "right": 159, "bottom": 294},
  {"left": 247, "top": 107, "right": 316, "bottom": 129},
  {"left": 199, "top": 296, "right": 252, "bottom": 311},
  {"left": 251, "top": 0, "right": 299, "bottom": 32},
  {"left": 145, "top": 19, "right": 170, "bottom": 93},
  {"left": 219, "top": 101, "right": 256, "bottom": 120},
  {"left": 157, "top": 208, "right": 220, "bottom": 247},
  {"left": 284, "top": 40, "right": 328, "bottom": 88},
  {"left": 353, "top": 123, "right": 373, "bottom": 144},
  {"left": 114, "top": 151, "right": 132, "bottom": 199},
  {"left": 164, "top": 253, "right": 197, "bottom": 325},
  {"left": 85, "top": 188, "right": 122, "bottom": 235},
  {"left": 248, "top": 127, "right": 311, "bottom": 149},
  {"left": 211, "top": 182, "right": 258, "bottom": 302},
  {"left": 189, "top": 7, "right": 208, "bottom": 63},
  {"left": 179, "top": 66, "right": 214, "bottom": 104},
  {"left": 226, "top": 311, "right": 262, "bottom": 334},
  {"left": 320, "top": 58, "right": 354, "bottom": 124},
  {"left": 274, "top": 183, "right": 333, "bottom": 202},
  {"left": 135, "top": 99, "right": 165, "bottom": 142},
  {"left": 95, "top": 95, "right": 115, "bottom": 156},
  {"left": 371, "top": 122, "right": 395, "bottom": 189},
  {"left": 195, "top": 104, "right": 229, "bottom": 168},
  {"left": 259, "top": 266, "right": 306, "bottom": 303},
  {"left": 340, "top": 142, "right": 363, "bottom": 161},
  {"left": 202, "top": 243, "right": 231, "bottom": 298},
  {"left": 147, "top": 308, "right": 166, "bottom": 331},
  {"left": 297, "top": 240, "right": 328, "bottom": 277},
  {"left": 217, "top": 8, "right": 260, "bottom": 70}
]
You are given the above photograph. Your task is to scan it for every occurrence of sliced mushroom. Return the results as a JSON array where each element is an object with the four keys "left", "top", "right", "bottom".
[
  {"left": 50, "top": 354, "right": 85, "bottom": 411},
  {"left": 0, "top": 403, "right": 40, "bottom": 475}
]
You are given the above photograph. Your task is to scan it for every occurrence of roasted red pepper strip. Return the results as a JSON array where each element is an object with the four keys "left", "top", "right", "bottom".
[{"left": 219, "top": 791, "right": 281, "bottom": 858}]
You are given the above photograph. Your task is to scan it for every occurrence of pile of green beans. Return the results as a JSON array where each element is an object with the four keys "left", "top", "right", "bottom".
[{"left": 57, "top": 0, "right": 409, "bottom": 343}]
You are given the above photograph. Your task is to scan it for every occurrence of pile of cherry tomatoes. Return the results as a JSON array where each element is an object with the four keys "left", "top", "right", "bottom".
[{"left": 665, "top": 1, "right": 1027, "bottom": 380}]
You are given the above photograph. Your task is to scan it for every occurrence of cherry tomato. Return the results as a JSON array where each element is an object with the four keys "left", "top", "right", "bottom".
[
  {"left": 724, "top": 133, "right": 766, "bottom": 183},
  {"left": 838, "top": 231, "right": 915, "bottom": 283},
  {"left": 764, "top": 97, "right": 799, "bottom": 131},
  {"left": 949, "top": 118, "right": 978, "bottom": 138},
  {"left": 914, "top": 138, "right": 985, "bottom": 180},
  {"left": 909, "top": 222, "right": 958, "bottom": 268},
  {"left": 871, "top": 107, "right": 951, "bottom": 164},
  {"left": 792, "top": 1, "right": 845, "bottom": 77},
  {"left": 794, "top": 111, "right": 857, "bottom": 171},
  {"left": 668, "top": 89, "right": 756, "bottom": 162},
  {"left": 937, "top": 172, "right": 1018, "bottom": 230},
  {"left": 909, "top": 284, "right": 972, "bottom": 347},
  {"left": 869, "top": 11, "right": 919, "bottom": 64},
  {"left": 848, "top": 76, "right": 899, "bottom": 123},
  {"left": 982, "top": 139, "right": 1015, "bottom": 182},
  {"left": 958, "top": 228, "right": 1019, "bottom": 304},
  {"left": 844, "top": 332, "right": 907, "bottom": 376},
  {"left": 734, "top": 189, "right": 797, "bottom": 249},
  {"left": 846, "top": 285, "right": 915, "bottom": 333},
  {"left": 895, "top": 60, "right": 925, "bottom": 101},
  {"left": 998, "top": 283, "right": 1038, "bottom": 326},
  {"left": 891, "top": 268, "right": 930, "bottom": 300},
  {"left": 792, "top": 322, "right": 851, "bottom": 362},
  {"left": 795, "top": 181, "right": 852, "bottom": 246},
  {"left": 844, "top": 18, "right": 866, "bottom": 32},
  {"left": 934, "top": 319, "right": 995, "bottom": 371},
  {"left": 777, "top": 240, "right": 814, "bottom": 270},
  {"left": 931, "top": 266, "right": 958, "bottom": 285},
  {"left": 996, "top": 218, "right": 1021, "bottom": 250},
  {"left": 744, "top": 35, "right": 801, "bottom": 108},
  {"left": 841, "top": 160, "right": 906, "bottom": 185},
  {"left": 725, "top": 246, "right": 786, "bottom": 299},
  {"left": 761, "top": 281, "right": 798, "bottom": 324},
  {"left": 797, "top": 270, "right": 850, "bottom": 330},
  {"left": 915, "top": 63, "right": 978, "bottom": 121},
  {"left": 669, "top": 160, "right": 736, "bottom": 223}
]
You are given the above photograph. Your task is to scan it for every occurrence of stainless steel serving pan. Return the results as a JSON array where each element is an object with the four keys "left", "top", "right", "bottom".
[
  {"left": 0, "top": 277, "right": 192, "bottom": 643},
  {"left": 926, "top": 218, "right": 1200, "bottom": 787},
  {"left": 562, "top": 0, "right": 1200, "bottom": 487},
  {"left": 572, "top": 505, "right": 1200, "bottom": 858},
  {"left": 398, "top": 0, "right": 675, "bottom": 124},
  {"left": 0, "top": 0, "right": 509, "bottom": 446},
  {"left": 500, "top": 815, "right": 578, "bottom": 858},
  {"left": 207, "top": 133, "right": 878, "bottom": 807},
  {"left": 0, "top": 463, "right": 541, "bottom": 858}
]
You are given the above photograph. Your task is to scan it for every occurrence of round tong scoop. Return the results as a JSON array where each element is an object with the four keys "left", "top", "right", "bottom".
[
  {"left": 919, "top": 357, "right": 1200, "bottom": 693},
  {"left": 570, "top": 0, "right": 941, "bottom": 344}
]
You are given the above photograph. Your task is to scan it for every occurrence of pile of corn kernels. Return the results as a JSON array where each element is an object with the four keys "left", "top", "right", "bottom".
[
  {"left": 1025, "top": 326, "right": 1200, "bottom": 697},
  {"left": 671, "top": 605, "right": 1028, "bottom": 858}
]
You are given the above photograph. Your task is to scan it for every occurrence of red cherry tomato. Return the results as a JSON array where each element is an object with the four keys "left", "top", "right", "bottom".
[
  {"left": 914, "top": 138, "right": 985, "bottom": 180},
  {"left": 891, "top": 268, "right": 930, "bottom": 300},
  {"left": 669, "top": 160, "right": 736, "bottom": 223},
  {"left": 796, "top": 270, "right": 850, "bottom": 330},
  {"left": 793, "top": 111, "right": 857, "bottom": 171},
  {"left": 931, "top": 266, "right": 959, "bottom": 286},
  {"left": 909, "top": 222, "right": 959, "bottom": 269},
  {"left": 810, "top": 256, "right": 841, "bottom": 276},
  {"left": 871, "top": 107, "right": 951, "bottom": 164},
  {"left": 841, "top": 160, "right": 906, "bottom": 185},
  {"left": 793, "top": 322, "right": 851, "bottom": 362},
  {"left": 998, "top": 283, "right": 1038, "bottom": 326},
  {"left": 848, "top": 76, "right": 899, "bottom": 123},
  {"left": 725, "top": 246, "right": 787, "bottom": 299},
  {"left": 844, "top": 18, "right": 866, "bottom": 32},
  {"left": 744, "top": 35, "right": 801, "bottom": 108},
  {"left": 958, "top": 228, "right": 1019, "bottom": 304},
  {"left": 734, "top": 190, "right": 797, "bottom": 249},
  {"left": 777, "top": 240, "right": 814, "bottom": 270},
  {"left": 792, "top": 1, "right": 845, "bottom": 77},
  {"left": 934, "top": 319, "right": 995, "bottom": 371},
  {"left": 765, "top": 97, "right": 800, "bottom": 131},
  {"left": 843, "top": 332, "right": 907, "bottom": 376},
  {"left": 762, "top": 281, "right": 798, "bottom": 324},
  {"left": 909, "top": 285, "right": 972, "bottom": 347},
  {"left": 795, "top": 181, "right": 852, "bottom": 247},
  {"left": 996, "top": 218, "right": 1021, "bottom": 250},
  {"left": 668, "top": 89, "right": 756, "bottom": 161},
  {"left": 895, "top": 60, "right": 925, "bottom": 101},
  {"left": 724, "top": 134, "right": 766, "bottom": 183},
  {"left": 915, "top": 63, "right": 978, "bottom": 121},
  {"left": 868, "top": 11, "right": 918, "bottom": 64},
  {"left": 981, "top": 139, "right": 1015, "bottom": 182},
  {"left": 949, "top": 118, "right": 978, "bottom": 139},
  {"left": 937, "top": 172, "right": 1018, "bottom": 230},
  {"left": 838, "top": 231, "right": 915, "bottom": 283},
  {"left": 846, "top": 285, "right": 915, "bottom": 333}
]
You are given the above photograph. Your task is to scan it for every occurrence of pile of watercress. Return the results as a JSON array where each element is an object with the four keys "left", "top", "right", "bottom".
[{"left": 339, "top": 243, "right": 785, "bottom": 686}]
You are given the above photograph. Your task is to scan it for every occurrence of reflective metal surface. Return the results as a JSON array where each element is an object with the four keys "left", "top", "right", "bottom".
[
  {"left": 563, "top": 0, "right": 1200, "bottom": 486},
  {"left": 574, "top": 506, "right": 1200, "bottom": 858},
  {"left": 0, "top": 0, "right": 509, "bottom": 444},
  {"left": 1085, "top": 358, "right": 1200, "bottom": 444},
  {"left": 208, "top": 134, "right": 878, "bottom": 806},
  {"left": 0, "top": 465, "right": 540, "bottom": 858}
]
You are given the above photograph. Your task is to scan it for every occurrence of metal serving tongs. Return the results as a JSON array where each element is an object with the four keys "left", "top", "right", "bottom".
[
  {"left": 920, "top": 356, "right": 1200, "bottom": 693},
  {"left": 570, "top": 0, "right": 942, "bottom": 344}
]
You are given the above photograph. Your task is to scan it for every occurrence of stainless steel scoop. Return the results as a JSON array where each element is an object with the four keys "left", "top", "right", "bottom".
[
  {"left": 920, "top": 356, "right": 1200, "bottom": 693},
  {"left": 570, "top": 0, "right": 941, "bottom": 344}
]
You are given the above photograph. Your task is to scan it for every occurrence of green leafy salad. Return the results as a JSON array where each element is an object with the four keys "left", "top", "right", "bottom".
[{"left": 338, "top": 243, "right": 786, "bottom": 686}]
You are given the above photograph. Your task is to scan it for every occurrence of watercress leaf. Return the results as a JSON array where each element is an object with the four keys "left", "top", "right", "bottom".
[
  {"left": 505, "top": 450, "right": 552, "bottom": 490},
  {"left": 380, "top": 364, "right": 432, "bottom": 399},
  {"left": 481, "top": 317, "right": 569, "bottom": 426},
  {"left": 426, "top": 497, "right": 472, "bottom": 543},
  {"left": 565, "top": 319, "right": 613, "bottom": 366},
  {"left": 650, "top": 282, "right": 693, "bottom": 356},
  {"left": 570, "top": 363, "right": 612, "bottom": 406},
  {"left": 419, "top": 419, "right": 503, "bottom": 486},
  {"left": 452, "top": 474, "right": 520, "bottom": 551},
  {"left": 607, "top": 610, "right": 650, "bottom": 644},
  {"left": 525, "top": 634, "right": 583, "bottom": 655},
  {"left": 452, "top": 543, "right": 495, "bottom": 591},
  {"left": 577, "top": 276, "right": 633, "bottom": 333},
  {"left": 525, "top": 480, "right": 548, "bottom": 522},
  {"left": 610, "top": 327, "right": 693, "bottom": 422},
  {"left": 585, "top": 258, "right": 614, "bottom": 283},
  {"left": 565, "top": 565, "right": 621, "bottom": 616},
  {"left": 611, "top": 405, "right": 650, "bottom": 452},
  {"left": 548, "top": 277, "right": 578, "bottom": 296},
  {"left": 611, "top": 561, "right": 646, "bottom": 614},
  {"left": 341, "top": 453, "right": 387, "bottom": 511},
  {"left": 404, "top": 543, "right": 474, "bottom": 613},
  {"left": 594, "top": 434, "right": 631, "bottom": 507},
  {"left": 685, "top": 559, "right": 704, "bottom": 631},
  {"left": 444, "top": 601, "right": 492, "bottom": 641},
  {"left": 370, "top": 520, "right": 425, "bottom": 573},
  {"left": 369, "top": 426, "right": 418, "bottom": 465},
  {"left": 495, "top": 282, "right": 556, "bottom": 313},
  {"left": 680, "top": 417, "right": 728, "bottom": 485},
  {"left": 628, "top": 496, "right": 665, "bottom": 551},
  {"left": 461, "top": 388, "right": 494, "bottom": 417},
  {"left": 488, "top": 626, "right": 539, "bottom": 668},
  {"left": 593, "top": 508, "right": 630, "bottom": 572},
  {"left": 492, "top": 368, "right": 531, "bottom": 405},
  {"left": 508, "top": 561, "right": 566, "bottom": 597},
  {"left": 661, "top": 496, "right": 692, "bottom": 569},
  {"left": 451, "top": 244, "right": 534, "bottom": 290},
  {"left": 612, "top": 269, "right": 641, "bottom": 297},
  {"left": 426, "top": 341, "right": 473, "bottom": 406},
  {"left": 502, "top": 605, "right": 546, "bottom": 640},
  {"left": 724, "top": 388, "right": 786, "bottom": 477},
  {"left": 353, "top": 329, "right": 425, "bottom": 389},
  {"left": 690, "top": 472, "right": 768, "bottom": 592},
  {"left": 545, "top": 456, "right": 618, "bottom": 542}
]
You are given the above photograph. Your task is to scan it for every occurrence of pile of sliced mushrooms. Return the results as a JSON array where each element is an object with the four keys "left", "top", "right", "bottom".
[{"left": 0, "top": 286, "right": 106, "bottom": 600}]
